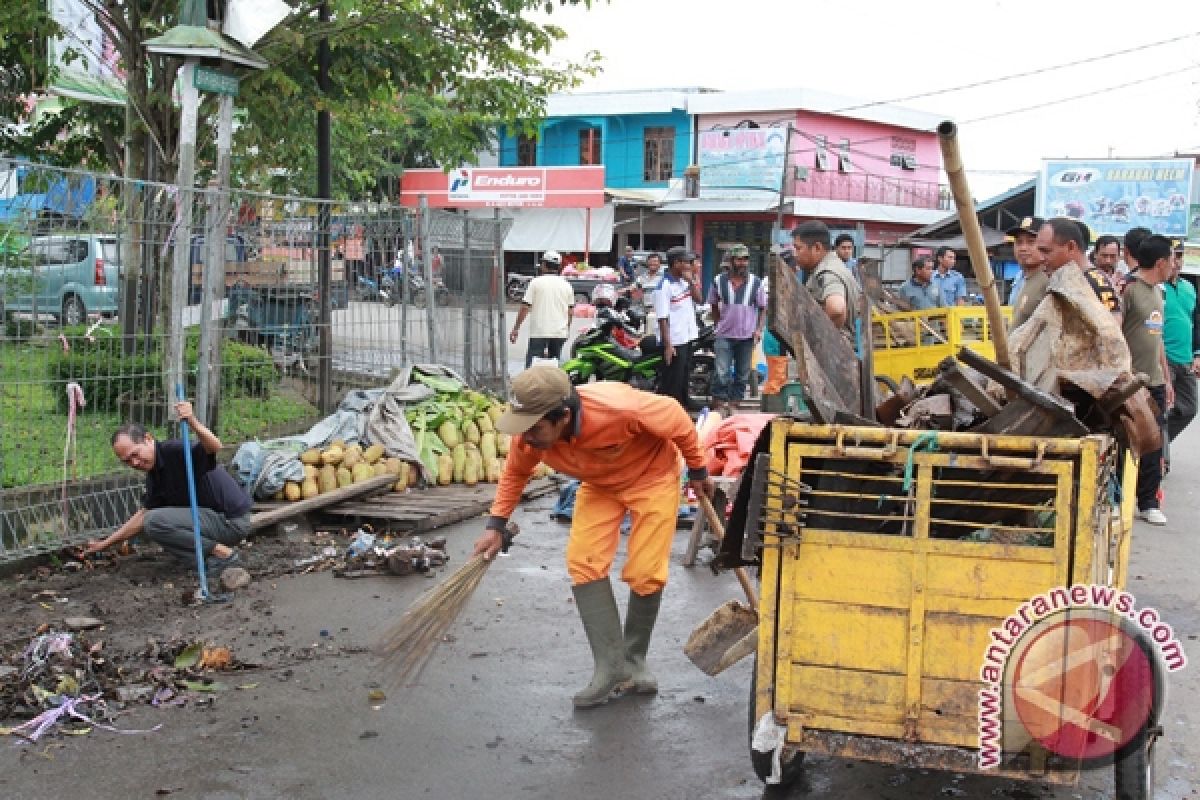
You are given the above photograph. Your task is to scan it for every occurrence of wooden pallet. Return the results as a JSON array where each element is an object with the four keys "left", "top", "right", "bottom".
[{"left": 312, "top": 477, "right": 559, "bottom": 532}]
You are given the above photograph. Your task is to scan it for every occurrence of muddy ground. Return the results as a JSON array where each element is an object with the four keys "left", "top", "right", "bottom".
[{"left": 0, "top": 484, "right": 1195, "bottom": 799}]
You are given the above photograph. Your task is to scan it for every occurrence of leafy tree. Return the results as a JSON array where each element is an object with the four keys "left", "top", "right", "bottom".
[{"left": 3, "top": 0, "right": 600, "bottom": 198}]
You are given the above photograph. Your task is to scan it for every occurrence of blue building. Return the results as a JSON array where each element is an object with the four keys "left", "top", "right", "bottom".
[{"left": 496, "top": 89, "right": 700, "bottom": 190}]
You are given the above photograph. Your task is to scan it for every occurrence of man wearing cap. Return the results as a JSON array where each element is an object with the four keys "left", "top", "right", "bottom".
[
  {"left": 655, "top": 246, "right": 702, "bottom": 409},
  {"left": 1162, "top": 240, "right": 1198, "bottom": 470},
  {"left": 1007, "top": 216, "right": 1048, "bottom": 329},
  {"left": 473, "top": 367, "right": 713, "bottom": 708},
  {"left": 707, "top": 244, "right": 766, "bottom": 416},
  {"left": 791, "top": 221, "right": 860, "bottom": 339},
  {"left": 510, "top": 250, "right": 574, "bottom": 368}
]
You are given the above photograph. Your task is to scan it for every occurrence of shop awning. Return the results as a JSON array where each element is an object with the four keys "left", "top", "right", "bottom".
[
  {"left": 787, "top": 197, "right": 948, "bottom": 226},
  {"left": 469, "top": 204, "right": 615, "bottom": 252},
  {"left": 659, "top": 197, "right": 785, "bottom": 214},
  {"left": 605, "top": 188, "right": 663, "bottom": 207}
]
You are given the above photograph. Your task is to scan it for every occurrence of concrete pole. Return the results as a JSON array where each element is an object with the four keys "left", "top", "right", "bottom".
[
  {"left": 196, "top": 93, "right": 234, "bottom": 428},
  {"left": 166, "top": 61, "right": 200, "bottom": 419}
]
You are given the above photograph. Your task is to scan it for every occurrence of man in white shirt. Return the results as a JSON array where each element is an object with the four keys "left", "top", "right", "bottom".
[
  {"left": 654, "top": 247, "right": 701, "bottom": 409},
  {"left": 510, "top": 250, "right": 575, "bottom": 367}
]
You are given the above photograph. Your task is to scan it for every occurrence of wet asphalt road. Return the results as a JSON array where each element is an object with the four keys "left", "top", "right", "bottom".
[{"left": 2, "top": 441, "right": 1197, "bottom": 799}]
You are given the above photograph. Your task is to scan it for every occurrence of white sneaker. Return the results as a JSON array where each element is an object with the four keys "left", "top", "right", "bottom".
[{"left": 1137, "top": 508, "right": 1168, "bottom": 526}]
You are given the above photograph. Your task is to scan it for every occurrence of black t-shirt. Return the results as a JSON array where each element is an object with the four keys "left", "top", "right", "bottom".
[{"left": 143, "top": 440, "right": 253, "bottom": 518}]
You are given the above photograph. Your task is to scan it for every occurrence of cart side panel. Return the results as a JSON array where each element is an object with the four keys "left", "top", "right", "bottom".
[{"left": 768, "top": 423, "right": 1118, "bottom": 757}]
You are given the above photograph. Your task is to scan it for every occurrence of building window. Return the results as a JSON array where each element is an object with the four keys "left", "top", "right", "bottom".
[
  {"left": 579, "top": 128, "right": 601, "bottom": 165},
  {"left": 838, "top": 138, "right": 853, "bottom": 173},
  {"left": 643, "top": 127, "right": 675, "bottom": 182},
  {"left": 516, "top": 133, "right": 537, "bottom": 167},
  {"left": 814, "top": 135, "right": 831, "bottom": 171}
]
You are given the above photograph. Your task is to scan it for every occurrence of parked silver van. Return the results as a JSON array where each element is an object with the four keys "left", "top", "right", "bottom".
[{"left": 0, "top": 234, "right": 121, "bottom": 325}]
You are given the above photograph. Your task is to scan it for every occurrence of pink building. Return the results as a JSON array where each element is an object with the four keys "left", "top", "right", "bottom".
[{"left": 659, "top": 88, "right": 950, "bottom": 285}]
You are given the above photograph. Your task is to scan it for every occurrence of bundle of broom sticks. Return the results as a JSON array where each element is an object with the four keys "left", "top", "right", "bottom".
[{"left": 377, "top": 522, "right": 518, "bottom": 686}]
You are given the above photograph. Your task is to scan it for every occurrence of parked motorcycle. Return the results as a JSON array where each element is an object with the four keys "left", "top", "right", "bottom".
[
  {"left": 380, "top": 268, "right": 450, "bottom": 307},
  {"left": 355, "top": 273, "right": 382, "bottom": 302},
  {"left": 562, "top": 301, "right": 715, "bottom": 409},
  {"left": 506, "top": 273, "right": 532, "bottom": 303}
]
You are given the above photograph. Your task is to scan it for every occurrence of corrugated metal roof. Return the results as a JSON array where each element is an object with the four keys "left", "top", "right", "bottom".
[{"left": 686, "top": 88, "right": 946, "bottom": 132}]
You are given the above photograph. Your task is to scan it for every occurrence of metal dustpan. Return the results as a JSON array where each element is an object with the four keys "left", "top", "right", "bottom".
[{"left": 682, "top": 495, "right": 760, "bottom": 676}]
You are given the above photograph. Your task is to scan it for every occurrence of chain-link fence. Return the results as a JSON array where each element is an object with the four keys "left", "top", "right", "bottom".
[{"left": 0, "top": 161, "right": 510, "bottom": 562}]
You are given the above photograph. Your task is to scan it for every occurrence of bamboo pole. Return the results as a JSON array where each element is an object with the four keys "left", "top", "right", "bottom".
[{"left": 937, "top": 121, "right": 1011, "bottom": 371}]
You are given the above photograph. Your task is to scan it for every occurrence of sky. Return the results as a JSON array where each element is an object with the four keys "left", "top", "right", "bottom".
[{"left": 535, "top": 0, "right": 1200, "bottom": 200}]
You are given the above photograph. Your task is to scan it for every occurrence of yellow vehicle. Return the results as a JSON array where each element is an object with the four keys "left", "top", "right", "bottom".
[
  {"left": 872, "top": 305, "right": 1012, "bottom": 385},
  {"left": 744, "top": 420, "right": 1160, "bottom": 797}
]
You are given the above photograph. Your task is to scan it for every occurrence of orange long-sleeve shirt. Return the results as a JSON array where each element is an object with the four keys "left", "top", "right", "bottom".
[{"left": 486, "top": 382, "right": 708, "bottom": 527}]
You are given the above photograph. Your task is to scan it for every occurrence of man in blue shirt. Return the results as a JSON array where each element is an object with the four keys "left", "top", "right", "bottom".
[
  {"left": 931, "top": 246, "right": 967, "bottom": 306},
  {"left": 899, "top": 256, "right": 942, "bottom": 310},
  {"left": 834, "top": 233, "right": 860, "bottom": 282}
]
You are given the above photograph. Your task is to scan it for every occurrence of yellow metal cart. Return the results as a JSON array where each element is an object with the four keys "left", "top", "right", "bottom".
[
  {"left": 745, "top": 420, "right": 1158, "bottom": 796},
  {"left": 872, "top": 306, "right": 1011, "bottom": 385}
]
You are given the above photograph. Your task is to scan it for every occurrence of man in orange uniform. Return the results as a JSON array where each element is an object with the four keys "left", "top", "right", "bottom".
[{"left": 473, "top": 366, "right": 713, "bottom": 708}]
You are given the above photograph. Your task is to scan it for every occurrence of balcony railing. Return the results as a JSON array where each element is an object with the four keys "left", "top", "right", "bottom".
[{"left": 787, "top": 172, "right": 951, "bottom": 211}]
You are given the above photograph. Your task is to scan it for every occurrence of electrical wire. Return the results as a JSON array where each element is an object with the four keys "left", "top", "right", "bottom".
[{"left": 828, "top": 31, "right": 1200, "bottom": 114}]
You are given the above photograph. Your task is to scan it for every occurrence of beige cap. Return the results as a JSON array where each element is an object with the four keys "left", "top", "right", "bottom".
[{"left": 497, "top": 366, "right": 573, "bottom": 434}]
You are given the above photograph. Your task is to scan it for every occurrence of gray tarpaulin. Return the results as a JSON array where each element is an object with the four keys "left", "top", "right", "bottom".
[{"left": 365, "top": 364, "right": 467, "bottom": 484}]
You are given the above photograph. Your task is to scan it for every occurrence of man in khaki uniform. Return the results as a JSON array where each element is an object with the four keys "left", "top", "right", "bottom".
[
  {"left": 1008, "top": 216, "right": 1048, "bottom": 329},
  {"left": 1121, "top": 235, "right": 1175, "bottom": 526},
  {"left": 791, "top": 220, "right": 860, "bottom": 341}
]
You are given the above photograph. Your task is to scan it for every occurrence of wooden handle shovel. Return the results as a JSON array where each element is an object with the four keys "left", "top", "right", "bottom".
[{"left": 683, "top": 494, "right": 760, "bottom": 676}]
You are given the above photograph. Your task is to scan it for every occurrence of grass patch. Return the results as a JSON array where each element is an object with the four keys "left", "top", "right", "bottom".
[{"left": 0, "top": 337, "right": 319, "bottom": 489}]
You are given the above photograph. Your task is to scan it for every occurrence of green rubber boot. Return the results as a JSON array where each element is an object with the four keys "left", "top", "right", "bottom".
[
  {"left": 621, "top": 589, "right": 663, "bottom": 694},
  {"left": 571, "top": 578, "right": 632, "bottom": 709}
]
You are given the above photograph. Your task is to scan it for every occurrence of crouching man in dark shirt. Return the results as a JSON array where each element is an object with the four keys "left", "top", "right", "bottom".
[{"left": 84, "top": 400, "right": 252, "bottom": 575}]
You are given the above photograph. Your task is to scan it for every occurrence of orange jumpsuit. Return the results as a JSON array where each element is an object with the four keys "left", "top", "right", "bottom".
[{"left": 487, "top": 382, "right": 708, "bottom": 595}]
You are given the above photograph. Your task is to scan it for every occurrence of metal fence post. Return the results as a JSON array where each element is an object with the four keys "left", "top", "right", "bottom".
[
  {"left": 493, "top": 209, "right": 509, "bottom": 394},
  {"left": 463, "top": 214, "right": 473, "bottom": 383},
  {"left": 419, "top": 196, "right": 437, "bottom": 365},
  {"left": 196, "top": 183, "right": 225, "bottom": 427}
]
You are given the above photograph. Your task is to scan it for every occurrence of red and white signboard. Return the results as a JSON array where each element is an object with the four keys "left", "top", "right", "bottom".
[{"left": 399, "top": 166, "right": 605, "bottom": 209}]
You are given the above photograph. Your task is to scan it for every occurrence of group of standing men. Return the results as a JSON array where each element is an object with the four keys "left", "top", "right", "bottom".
[
  {"left": 1006, "top": 215, "right": 1196, "bottom": 527},
  {"left": 898, "top": 246, "right": 971, "bottom": 310}
]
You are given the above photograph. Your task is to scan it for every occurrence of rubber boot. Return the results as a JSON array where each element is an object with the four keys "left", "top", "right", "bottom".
[
  {"left": 571, "top": 578, "right": 632, "bottom": 709},
  {"left": 621, "top": 589, "right": 663, "bottom": 694}
]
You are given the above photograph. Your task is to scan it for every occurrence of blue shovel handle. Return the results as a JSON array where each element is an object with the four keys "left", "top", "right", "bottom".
[{"left": 177, "top": 383, "right": 210, "bottom": 599}]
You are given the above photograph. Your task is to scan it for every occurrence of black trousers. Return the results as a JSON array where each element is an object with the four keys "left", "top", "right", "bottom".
[
  {"left": 1137, "top": 384, "right": 1167, "bottom": 511},
  {"left": 1167, "top": 361, "right": 1197, "bottom": 442},
  {"left": 657, "top": 340, "right": 693, "bottom": 410},
  {"left": 525, "top": 337, "right": 566, "bottom": 368}
]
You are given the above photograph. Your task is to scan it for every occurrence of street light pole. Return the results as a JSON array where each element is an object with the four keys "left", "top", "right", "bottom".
[
  {"left": 166, "top": 60, "right": 200, "bottom": 420},
  {"left": 316, "top": 1, "right": 333, "bottom": 414}
]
